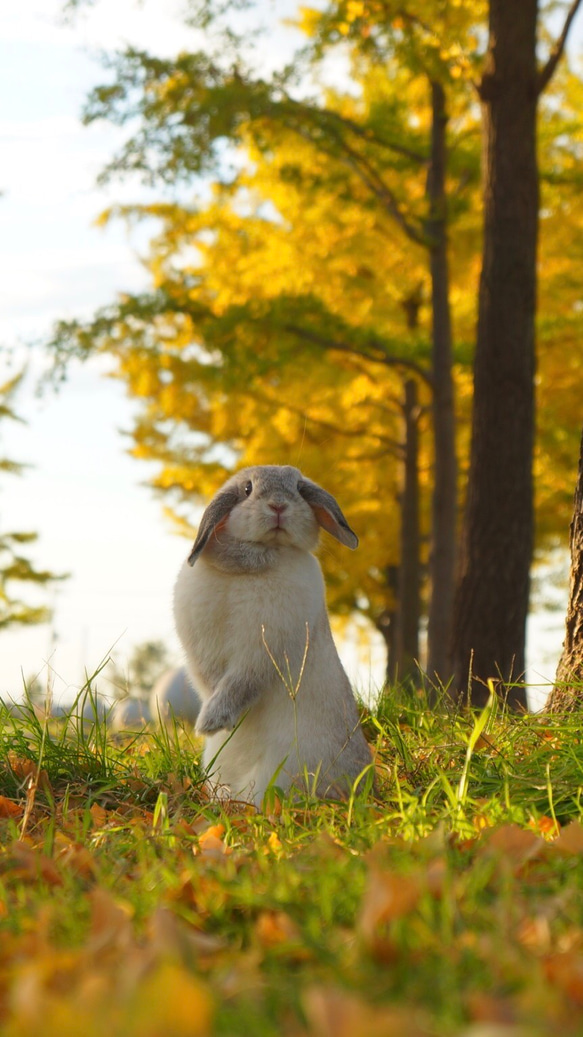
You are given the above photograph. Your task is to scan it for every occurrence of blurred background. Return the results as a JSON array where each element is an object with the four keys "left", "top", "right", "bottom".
[{"left": 0, "top": 0, "right": 580, "bottom": 711}]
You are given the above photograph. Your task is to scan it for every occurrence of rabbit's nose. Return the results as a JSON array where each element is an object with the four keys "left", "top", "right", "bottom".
[{"left": 269, "top": 503, "right": 287, "bottom": 514}]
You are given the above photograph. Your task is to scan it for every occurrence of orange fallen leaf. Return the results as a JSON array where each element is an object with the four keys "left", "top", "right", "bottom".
[
  {"left": 545, "top": 952, "right": 583, "bottom": 1005},
  {"left": 55, "top": 838, "right": 97, "bottom": 880},
  {"left": 0, "top": 795, "right": 23, "bottom": 819},
  {"left": 7, "top": 751, "right": 51, "bottom": 792},
  {"left": 256, "top": 910, "right": 299, "bottom": 948},
  {"left": 89, "top": 803, "right": 108, "bottom": 828},
  {"left": 466, "top": 991, "right": 517, "bottom": 1024},
  {"left": 482, "top": 825, "right": 545, "bottom": 871},
  {"left": 197, "top": 824, "right": 232, "bottom": 858},
  {"left": 7, "top": 842, "right": 62, "bottom": 886},
  {"left": 359, "top": 867, "right": 421, "bottom": 937},
  {"left": 517, "top": 914, "right": 551, "bottom": 953}
]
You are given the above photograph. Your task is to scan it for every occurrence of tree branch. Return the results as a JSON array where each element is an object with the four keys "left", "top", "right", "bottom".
[
  {"left": 283, "top": 322, "right": 433, "bottom": 386},
  {"left": 252, "top": 386, "right": 405, "bottom": 456},
  {"left": 538, "top": 0, "right": 583, "bottom": 94},
  {"left": 286, "top": 120, "right": 427, "bottom": 246}
]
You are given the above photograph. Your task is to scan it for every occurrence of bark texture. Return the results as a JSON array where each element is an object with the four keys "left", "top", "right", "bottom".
[
  {"left": 425, "top": 80, "right": 458, "bottom": 687},
  {"left": 547, "top": 427, "right": 583, "bottom": 711},
  {"left": 395, "top": 378, "right": 420, "bottom": 680},
  {"left": 450, "top": 0, "right": 538, "bottom": 709}
]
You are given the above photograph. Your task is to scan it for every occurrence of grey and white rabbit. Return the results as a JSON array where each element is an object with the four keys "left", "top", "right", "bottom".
[{"left": 173, "top": 465, "right": 372, "bottom": 806}]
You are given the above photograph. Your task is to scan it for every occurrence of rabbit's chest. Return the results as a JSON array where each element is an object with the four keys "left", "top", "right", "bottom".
[{"left": 187, "top": 555, "right": 323, "bottom": 669}]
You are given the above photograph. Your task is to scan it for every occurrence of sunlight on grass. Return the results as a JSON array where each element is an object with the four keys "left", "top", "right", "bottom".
[{"left": 1, "top": 676, "right": 583, "bottom": 1034}]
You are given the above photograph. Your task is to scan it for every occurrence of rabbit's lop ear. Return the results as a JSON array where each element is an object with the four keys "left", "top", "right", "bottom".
[
  {"left": 187, "top": 489, "right": 240, "bottom": 565},
  {"left": 298, "top": 479, "right": 358, "bottom": 549}
]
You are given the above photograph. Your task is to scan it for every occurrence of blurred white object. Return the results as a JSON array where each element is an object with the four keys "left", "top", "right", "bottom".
[
  {"left": 150, "top": 667, "right": 200, "bottom": 725},
  {"left": 109, "top": 695, "right": 151, "bottom": 732}
]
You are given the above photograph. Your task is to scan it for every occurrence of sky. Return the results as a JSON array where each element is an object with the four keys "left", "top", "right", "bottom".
[{"left": 0, "top": 0, "right": 577, "bottom": 710}]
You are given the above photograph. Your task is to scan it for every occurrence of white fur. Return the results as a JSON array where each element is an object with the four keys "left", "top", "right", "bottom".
[{"left": 173, "top": 465, "right": 372, "bottom": 806}]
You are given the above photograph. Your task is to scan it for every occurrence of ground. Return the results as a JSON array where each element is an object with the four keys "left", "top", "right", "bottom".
[{"left": 1, "top": 683, "right": 583, "bottom": 1035}]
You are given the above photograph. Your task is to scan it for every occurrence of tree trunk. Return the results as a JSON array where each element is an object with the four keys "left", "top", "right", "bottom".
[
  {"left": 450, "top": 1, "right": 539, "bottom": 710},
  {"left": 547, "top": 426, "right": 583, "bottom": 711},
  {"left": 425, "top": 79, "right": 458, "bottom": 688},
  {"left": 395, "top": 378, "right": 420, "bottom": 681}
]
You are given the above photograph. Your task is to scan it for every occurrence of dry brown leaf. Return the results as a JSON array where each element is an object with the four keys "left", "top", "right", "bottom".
[
  {"left": 426, "top": 856, "right": 448, "bottom": 899},
  {"left": 482, "top": 825, "right": 545, "bottom": 871},
  {"left": 8, "top": 842, "right": 62, "bottom": 886},
  {"left": 256, "top": 910, "right": 300, "bottom": 948},
  {"left": 549, "top": 820, "right": 583, "bottom": 856},
  {"left": 544, "top": 952, "right": 583, "bottom": 1004},
  {"left": 359, "top": 867, "right": 421, "bottom": 936},
  {"left": 466, "top": 991, "right": 517, "bottom": 1024},
  {"left": 7, "top": 752, "right": 51, "bottom": 792},
  {"left": 149, "top": 907, "right": 227, "bottom": 960},
  {"left": 0, "top": 795, "right": 23, "bottom": 819},
  {"left": 87, "top": 887, "right": 134, "bottom": 955},
  {"left": 54, "top": 837, "right": 97, "bottom": 880},
  {"left": 303, "top": 985, "right": 430, "bottom": 1037},
  {"left": 89, "top": 803, "right": 108, "bottom": 828},
  {"left": 517, "top": 915, "right": 551, "bottom": 953}
]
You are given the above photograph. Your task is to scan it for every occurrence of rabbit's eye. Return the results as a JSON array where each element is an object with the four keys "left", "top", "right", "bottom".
[{"left": 244, "top": 480, "right": 253, "bottom": 497}]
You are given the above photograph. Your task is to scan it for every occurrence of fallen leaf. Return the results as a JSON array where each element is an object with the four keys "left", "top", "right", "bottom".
[
  {"left": 149, "top": 907, "right": 227, "bottom": 960},
  {"left": 0, "top": 795, "right": 23, "bottom": 819},
  {"left": 7, "top": 842, "right": 62, "bottom": 886},
  {"left": 197, "top": 824, "right": 232, "bottom": 858},
  {"left": 7, "top": 752, "right": 51, "bottom": 792},
  {"left": 549, "top": 820, "right": 583, "bottom": 856},
  {"left": 127, "top": 962, "right": 213, "bottom": 1037},
  {"left": 256, "top": 910, "right": 299, "bottom": 948},
  {"left": 544, "top": 952, "right": 583, "bottom": 1005},
  {"left": 482, "top": 825, "right": 545, "bottom": 871},
  {"left": 89, "top": 803, "right": 108, "bottom": 828},
  {"left": 517, "top": 915, "right": 551, "bottom": 953},
  {"left": 55, "top": 838, "right": 97, "bottom": 880},
  {"left": 303, "top": 985, "right": 430, "bottom": 1037},
  {"left": 359, "top": 867, "right": 421, "bottom": 935},
  {"left": 87, "top": 888, "right": 134, "bottom": 955},
  {"left": 466, "top": 991, "right": 517, "bottom": 1024}
]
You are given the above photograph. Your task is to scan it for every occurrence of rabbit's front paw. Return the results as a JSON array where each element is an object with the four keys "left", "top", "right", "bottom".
[{"left": 196, "top": 697, "right": 238, "bottom": 735}]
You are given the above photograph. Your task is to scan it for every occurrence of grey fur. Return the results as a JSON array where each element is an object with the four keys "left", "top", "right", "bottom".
[
  {"left": 187, "top": 465, "right": 358, "bottom": 566},
  {"left": 298, "top": 478, "right": 359, "bottom": 549},
  {"left": 187, "top": 488, "right": 240, "bottom": 565},
  {"left": 174, "top": 463, "right": 371, "bottom": 804}
]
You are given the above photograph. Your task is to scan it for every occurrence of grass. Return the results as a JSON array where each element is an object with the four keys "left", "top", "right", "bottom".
[{"left": 1, "top": 680, "right": 583, "bottom": 1034}]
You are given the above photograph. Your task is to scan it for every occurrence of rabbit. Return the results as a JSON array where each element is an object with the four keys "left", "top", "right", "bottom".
[{"left": 173, "top": 464, "right": 373, "bottom": 806}]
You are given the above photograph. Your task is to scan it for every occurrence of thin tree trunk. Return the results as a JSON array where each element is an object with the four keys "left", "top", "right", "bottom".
[
  {"left": 425, "top": 79, "right": 458, "bottom": 689},
  {"left": 451, "top": 1, "right": 538, "bottom": 710},
  {"left": 395, "top": 378, "right": 420, "bottom": 680},
  {"left": 375, "top": 565, "right": 399, "bottom": 684},
  {"left": 547, "top": 426, "right": 583, "bottom": 711}
]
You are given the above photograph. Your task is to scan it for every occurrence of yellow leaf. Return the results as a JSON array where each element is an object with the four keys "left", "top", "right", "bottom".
[{"left": 128, "top": 963, "right": 213, "bottom": 1037}]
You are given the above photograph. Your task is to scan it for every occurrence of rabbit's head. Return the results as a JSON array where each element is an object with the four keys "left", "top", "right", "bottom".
[{"left": 187, "top": 465, "right": 358, "bottom": 566}]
